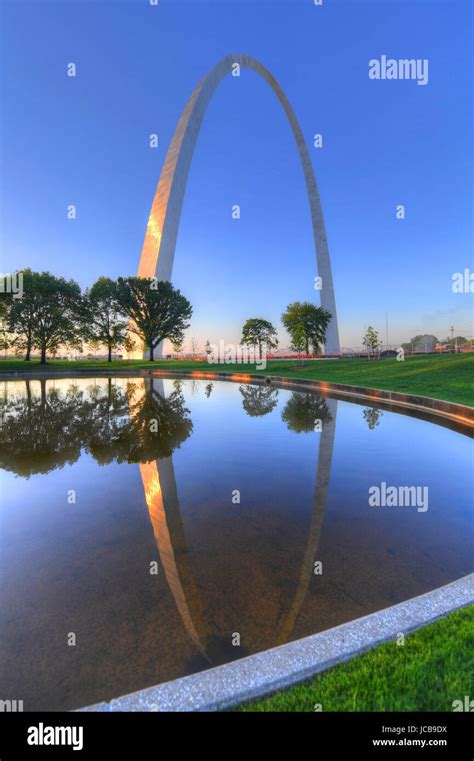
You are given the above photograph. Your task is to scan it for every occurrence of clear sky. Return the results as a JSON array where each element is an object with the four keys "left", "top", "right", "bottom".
[{"left": 1, "top": 0, "right": 472, "bottom": 351}]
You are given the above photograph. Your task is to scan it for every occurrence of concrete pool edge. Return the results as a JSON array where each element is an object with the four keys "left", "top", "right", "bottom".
[
  {"left": 2, "top": 367, "right": 473, "bottom": 430},
  {"left": 149, "top": 369, "right": 474, "bottom": 431},
  {"left": 78, "top": 573, "right": 474, "bottom": 712}
]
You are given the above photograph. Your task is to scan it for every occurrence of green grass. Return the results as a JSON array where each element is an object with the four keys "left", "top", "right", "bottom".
[
  {"left": 236, "top": 605, "right": 474, "bottom": 712},
  {"left": 1, "top": 352, "right": 473, "bottom": 406}
]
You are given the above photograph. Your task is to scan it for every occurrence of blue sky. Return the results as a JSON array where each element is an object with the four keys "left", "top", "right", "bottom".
[{"left": 1, "top": 0, "right": 472, "bottom": 350}]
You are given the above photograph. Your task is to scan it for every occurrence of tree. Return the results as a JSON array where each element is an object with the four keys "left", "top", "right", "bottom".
[
  {"left": 362, "top": 326, "right": 381, "bottom": 360},
  {"left": 362, "top": 407, "right": 383, "bottom": 430},
  {"left": 0, "top": 299, "right": 12, "bottom": 358},
  {"left": 83, "top": 277, "right": 127, "bottom": 362},
  {"left": 7, "top": 268, "right": 37, "bottom": 361},
  {"left": 190, "top": 336, "right": 200, "bottom": 359},
  {"left": 281, "top": 392, "right": 332, "bottom": 433},
  {"left": 401, "top": 334, "right": 439, "bottom": 353},
  {"left": 281, "top": 302, "right": 332, "bottom": 355},
  {"left": 239, "top": 385, "right": 279, "bottom": 417},
  {"left": 449, "top": 336, "right": 468, "bottom": 352},
  {"left": 27, "top": 272, "right": 83, "bottom": 364},
  {"left": 240, "top": 318, "right": 278, "bottom": 356},
  {"left": 115, "top": 278, "right": 192, "bottom": 361}
]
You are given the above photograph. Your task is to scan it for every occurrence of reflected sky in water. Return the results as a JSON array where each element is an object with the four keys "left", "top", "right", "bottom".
[{"left": 0, "top": 376, "right": 472, "bottom": 710}]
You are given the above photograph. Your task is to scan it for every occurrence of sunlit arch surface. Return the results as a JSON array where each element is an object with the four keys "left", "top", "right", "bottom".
[{"left": 137, "top": 53, "right": 340, "bottom": 355}]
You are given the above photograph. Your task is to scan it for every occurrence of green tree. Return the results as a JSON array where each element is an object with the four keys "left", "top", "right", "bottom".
[
  {"left": 362, "top": 326, "right": 381, "bottom": 360},
  {"left": 281, "top": 302, "right": 332, "bottom": 355},
  {"left": 27, "top": 272, "right": 83, "bottom": 364},
  {"left": 0, "top": 299, "right": 12, "bottom": 357},
  {"left": 240, "top": 318, "right": 278, "bottom": 356},
  {"left": 83, "top": 277, "right": 127, "bottom": 362},
  {"left": 6, "top": 268, "right": 37, "bottom": 361},
  {"left": 115, "top": 278, "right": 192, "bottom": 361}
]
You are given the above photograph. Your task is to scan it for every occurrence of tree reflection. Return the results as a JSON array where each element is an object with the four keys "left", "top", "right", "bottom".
[
  {"left": 362, "top": 407, "right": 383, "bottom": 430},
  {"left": 112, "top": 379, "right": 193, "bottom": 463},
  {"left": 281, "top": 391, "right": 332, "bottom": 433},
  {"left": 0, "top": 380, "right": 86, "bottom": 477},
  {"left": 0, "top": 378, "right": 192, "bottom": 477},
  {"left": 239, "top": 384, "right": 279, "bottom": 417}
]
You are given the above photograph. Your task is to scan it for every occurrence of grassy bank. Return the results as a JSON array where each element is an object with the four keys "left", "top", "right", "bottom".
[
  {"left": 237, "top": 604, "right": 474, "bottom": 712},
  {"left": 0, "top": 353, "right": 473, "bottom": 406}
]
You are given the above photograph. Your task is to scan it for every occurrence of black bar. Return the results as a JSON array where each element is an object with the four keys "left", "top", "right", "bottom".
[{"left": 0, "top": 711, "right": 471, "bottom": 759}]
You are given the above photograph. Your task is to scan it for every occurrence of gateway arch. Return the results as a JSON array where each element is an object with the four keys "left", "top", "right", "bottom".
[{"left": 136, "top": 53, "right": 340, "bottom": 355}]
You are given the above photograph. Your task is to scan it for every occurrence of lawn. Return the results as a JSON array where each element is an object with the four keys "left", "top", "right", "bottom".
[
  {"left": 0, "top": 353, "right": 473, "bottom": 406},
  {"left": 237, "top": 605, "right": 474, "bottom": 712}
]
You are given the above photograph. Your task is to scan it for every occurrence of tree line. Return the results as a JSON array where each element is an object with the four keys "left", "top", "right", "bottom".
[
  {"left": 0, "top": 270, "right": 192, "bottom": 363},
  {"left": 239, "top": 303, "right": 332, "bottom": 356},
  {"left": 1, "top": 269, "right": 334, "bottom": 363}
]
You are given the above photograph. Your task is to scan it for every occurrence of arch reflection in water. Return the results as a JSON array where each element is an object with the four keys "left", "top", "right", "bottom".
[{"left": 139, "top": 378, "right": 337, "bottom": 663}]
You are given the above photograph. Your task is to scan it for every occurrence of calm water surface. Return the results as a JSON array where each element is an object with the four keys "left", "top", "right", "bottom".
[{"left": 0, "top": 375, "right": 472, "bottom": 710}]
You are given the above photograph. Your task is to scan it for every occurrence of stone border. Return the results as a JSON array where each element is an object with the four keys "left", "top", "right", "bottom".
[
  {"left": 79, "top": 574, "right": 473, "bottom": 712},
  {"left": 148, "top": 369, "right": 474, "bottom": 434},
  {"left": 2, "top": 367, "right": 473, "bottom": 431}
]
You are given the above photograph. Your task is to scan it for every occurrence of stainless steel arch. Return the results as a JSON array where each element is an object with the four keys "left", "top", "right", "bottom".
[{"left": 137, "top": 53, "right": 340, "bottom": 354}]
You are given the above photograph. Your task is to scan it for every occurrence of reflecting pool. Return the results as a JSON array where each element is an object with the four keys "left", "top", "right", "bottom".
[{"left": 0, "top": 376, "right": 472, "bottom": 710}]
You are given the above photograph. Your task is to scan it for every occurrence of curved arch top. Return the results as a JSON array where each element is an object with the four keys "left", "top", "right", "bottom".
[{"left": 138, "top": 53, "right": 340, "bottom": 354}]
